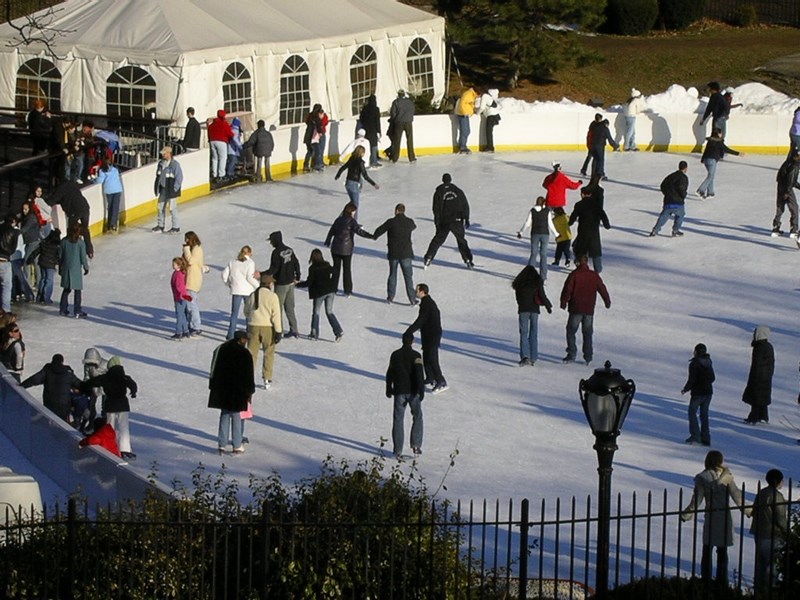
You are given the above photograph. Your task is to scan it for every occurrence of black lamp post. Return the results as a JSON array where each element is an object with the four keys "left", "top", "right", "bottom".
[{"left": 579, "top": 360, "right": 635, "bottom": 599}]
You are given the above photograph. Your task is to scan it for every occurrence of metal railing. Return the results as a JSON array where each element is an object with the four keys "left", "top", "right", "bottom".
[{"left": 0, "top": 482, "right": 796, "bottom": 599}]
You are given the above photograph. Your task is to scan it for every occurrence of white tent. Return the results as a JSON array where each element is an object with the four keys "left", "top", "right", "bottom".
[{"left": 0, "top": 0, "right": 446, "bottom": 125}]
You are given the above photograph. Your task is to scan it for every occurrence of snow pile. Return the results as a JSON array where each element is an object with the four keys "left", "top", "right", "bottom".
[{"left": 497, "top": 82, "right": 800, "bottom": 116}]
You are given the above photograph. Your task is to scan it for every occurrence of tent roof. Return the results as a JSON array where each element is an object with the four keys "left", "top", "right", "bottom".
[{"left": 0, "top": 0, "right": 443, "bottom": 65}]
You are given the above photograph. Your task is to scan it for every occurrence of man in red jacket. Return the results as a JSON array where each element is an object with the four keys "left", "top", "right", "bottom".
[
  {"left": 208, "top": 109, "right": 233, "bottom": 181},
  {"left": 542, "top": 162, "right": 582, "bottom": 209},
  {"left": 559, "top": 254, "right": 611, "bottom": 365}
]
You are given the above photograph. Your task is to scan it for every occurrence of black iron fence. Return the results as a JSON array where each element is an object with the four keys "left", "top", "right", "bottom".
[{"left": 1, "top": 483, "right": 797, "bottom": 599}]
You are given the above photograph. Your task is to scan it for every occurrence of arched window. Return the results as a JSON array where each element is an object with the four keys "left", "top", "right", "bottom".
[
  {"left": 349, "top": 44, "right": 377, "bottom": 116},
  {"left": 223, "top": 62, "right": 252, "bottom": 114},
  {"left": 280, "top": 55, "right": 310, "bottom": 126},
  {"left": 406, "top": 38, "right": 433, "bottom": 96},
  {"left": 16, "top": 58, "right": 61, "bottom": 113},
  {"left": 106, "top": 66, "right": 157, "bottom": 119}
]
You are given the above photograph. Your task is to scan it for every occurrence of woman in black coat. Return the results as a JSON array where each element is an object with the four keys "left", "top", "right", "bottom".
[
  {"left": 208, "top": 333, "right": 255, "bottom": 453},
  {"left": 324, "top": 203, "right": 372, "bottom": 296},
  {"left": 570, "top": 177, "right": 610, "bottom": 273},
  {"left": 296, "top": 249, "right": 344, "bottom": 341},
  {"left": 359, "top": 94, "right": 381, "bottom": 167},
  {"left": 743, "top": 325, "right": 775, "bottom": 424}
]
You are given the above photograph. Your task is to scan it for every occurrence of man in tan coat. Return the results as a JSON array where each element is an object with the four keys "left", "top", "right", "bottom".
[{"left": 244, "top": 273, "right": 282, "bottom": 389}]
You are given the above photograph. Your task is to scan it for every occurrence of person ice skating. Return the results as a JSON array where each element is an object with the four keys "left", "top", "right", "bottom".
[
  {"left": 696, "top": 128, "right": 741, "bottom": 199},
  {"left": 244, "top": 273, "right": 282, "bottom": 390},
  {"left": 386, "top": 331, "right": 426, "bottom": 458},
  {"left": 517, "top": 196, "right": 557, "bottom": 280},
  {"left": 371, "top": 203, "right": 417, "bottom": 305},
  {"left": 512, "top": 265, "right": 552, "bottom": 366},
  {"left": 650, "top": 161, "right": 689, "bottom": 237},
  {"left": 681, "top": 343, "right": 715, "bottom": 446},
  {"left": 543, "top": 161, "right": 582, "bottom": 209},
  {"left": 389, "top": 90, "right": 416, "bottom": 163},
  {"left": 265, "top": 231, "right": 300, "bottom": 338},
  {"left": 479, "top": 88, "right": 501, "bottom": 152},
  {"left": 701, "top": 81, "right": 729, "bottom": 137},
  {"left": 152, "top": 146, "right": 183, "bottom": 233},
  {"left": 334, "top": 146, "right": 379, "bottom": 209},
  {"left": 78, "top": 416, "right": 121, "bottom": 457},
  {"left": 170, "top": 256, "right": 192, "bottom": 340},
  {"left": 771, "top": 150, "right": 800, "bottom": 239},
  {"left": 789, "top": 106, "right": 800, "bottom": 158},
  {"left": 455, "top": 87, "right": 478, "bottom": 154},
  {"left": 296, "top": 249, "right": 343, "bottom": 342},
  {"left": 338, "top": 128, "right": 371, "bottom": 165},
  {"left": 580, "top": 114, "right": 603, "bottom": 176},
  {"left": 750, "top": 468, "right": 788, "bottom": 595},
  {"left": 551, "top": 208, "right": 572, "bottom": 267},
  {"left": 303, "top": 105, "right": 323, "bottom": 173},
  {"left": 243, "top": 119, "right": 275, "bottom": 182},
  {"left": 182, "top": 231, "right": 209, "bottom": 336},
  {"left": 570, "top": 178, "right": 610, "bottom": 273},
  {"left": 82, "top": 355, "right": 138, "bottom": 460},
  {"left": 324, "top": 203, "right": 372, "bottom": 297},
  {"left": 359, "top": 94, "right": 382, "bottom": 167},
  {"left": 743, "top": 325, "right": 774, "bottom": 424},
  {"left": 222, "top": 246, "right": 259, "bottom": 340},
  {"left": 22, "top": 353, "right": 82, "bottom": 423},
  {"left": 559, "top": 254, "right": 611, "bottom": 365},
  {"left": 623, "top": 88, "right": 645, "bottom": 151},
  {"left": 681, "top": 450, "right": 750, "bottom": 587},
  {"left": 405, "top": 284, "right": 447, "bottom": 393},
  {"left": 59, "top": 222, "right": 89, "bottom": 318},
  {"left": 208, "top": 330, "right": 255, "bottom": 455},
  {"left": 423, "top": 173, "right": 474, "bottom": 269},
  {"left": 589, "top": 118, "right": 619, "bottom": 180},
  {"left": 181, "top": 107, "right": 201, "bottom": 151}
]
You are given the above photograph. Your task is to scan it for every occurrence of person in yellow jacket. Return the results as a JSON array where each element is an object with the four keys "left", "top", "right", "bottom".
[
  {"left": 455, "top": 87, "right": 479, "bottom": 154},
  {"left": 551, "top": 207, "right": 573, "bottom": 267},
  {"left": 244, "top": 273, "right": 283, "bottom": 389}
]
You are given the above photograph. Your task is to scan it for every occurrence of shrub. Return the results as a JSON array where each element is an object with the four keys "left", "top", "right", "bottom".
[
  {"left": 606, "top": 576, "right": 754, "bottom": 599},
  {"left": 730, "top": 4, "right": 758, "bottom": 27},
  {"left": 605, "top": 0, "right": 660, "bottom": 36},
  {"left": 659, "top": 0, "right": 708, "bottom": 30}
]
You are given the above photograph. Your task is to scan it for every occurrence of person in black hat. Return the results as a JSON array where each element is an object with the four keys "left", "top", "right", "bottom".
[{"left": 265, "top": 231, "right": 301, "bottom": 338}]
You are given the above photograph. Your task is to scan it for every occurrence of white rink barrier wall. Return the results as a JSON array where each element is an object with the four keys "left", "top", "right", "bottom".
[
  {"left": 0, "top": 369, "right": 171, "bottom": 505},
  {"left": 87, "top": 110, "right": 792, "bottom": 238}
]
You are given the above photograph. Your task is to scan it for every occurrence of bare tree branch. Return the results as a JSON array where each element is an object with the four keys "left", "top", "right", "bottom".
[{"left": 5, "top": 7, "right": 74, "bottom": 60}]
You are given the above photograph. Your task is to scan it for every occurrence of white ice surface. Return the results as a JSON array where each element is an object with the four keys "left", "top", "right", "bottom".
[{"left": 7, "top": 149, "right": 800, "bottom": 511}]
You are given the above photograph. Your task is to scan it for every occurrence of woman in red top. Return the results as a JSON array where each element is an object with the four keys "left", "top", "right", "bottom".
[{"left": 542, "top": 161, "right": 582, "bottom": 208}]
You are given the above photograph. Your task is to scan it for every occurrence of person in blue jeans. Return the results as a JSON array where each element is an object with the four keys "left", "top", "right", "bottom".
[
  {"left": 209, "top": 331, "right": 255, "bottom": 455},
  {"left": 95, "top": 156, "right": 123, "bottom": 232},
  {"left": 371, "top": 203, "right": 417, "bottom": 304},
  {"left": 36, "top": 228, "right": 61, "bottom": 304},
  {"left": 650, "top": 161, "right": 689, "bottom": 237},
  {"left": 385, "top": 331, "right": 426, "bottom": 458},
  {"left": 681, "top": 343, "right": 715, "bottom": 446},
  {"left": 334, "top": 146, "right": 379, "bottom": 209},
  {"left": 517, "top": 196, "right": 557, "bottom": 281},
  {"left": 696, "top": 129, "right": 741, "bottom": 199},
  {"left": 511, "top": 265, "right": 552, "bottom": 367},
  {"left": 296, "top": 249, "right": 343, "bottom": 342}
]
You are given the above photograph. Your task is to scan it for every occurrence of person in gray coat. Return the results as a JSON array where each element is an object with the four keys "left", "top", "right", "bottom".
[
  {"left": 389, "top": 90, "right": 416, "bottom": 163},
  {"left": 750, "top": 468, "right": 788, "bottom": 595},
  {"left": 243, "top": 119, "right": 275, "bottom": 182},
  {"left": 59, "top": 223, "right": 89, "bottom": 318},
  {"left": 681, "top": 450, "right": 750, "bottom": 587}
]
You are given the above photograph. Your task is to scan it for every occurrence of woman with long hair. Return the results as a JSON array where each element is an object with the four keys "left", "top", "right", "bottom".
[
  {"left": 221, "top": 245, "right": 259, "bottom": 339},
  {"left": 182, "top": 231, "right": 209, "bottom": 336},
  {"left": 334, "top": 145, "right": 379, "bottom": 208},
  {"left": 297, "top": 248, "right": 344, "bottom": 342},
  {"left": 324, "top": 203, "right": 372, "bottom": 297},
  {"left": 95, "top": 156, "right": 123, "bottom": 232},
  {"left": 511, "top": 264, "right": 551, "bottom": 366},
  {"left": 303, "top": 104, "right": 323, "bottom": 173},
  {"left": 59, "top": 222, "right": 89, "bottom": 318}
]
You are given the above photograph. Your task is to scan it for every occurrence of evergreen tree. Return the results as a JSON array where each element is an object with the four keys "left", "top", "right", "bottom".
[{"left": 436, "top": 0, "right": 607, "bottom": 86}]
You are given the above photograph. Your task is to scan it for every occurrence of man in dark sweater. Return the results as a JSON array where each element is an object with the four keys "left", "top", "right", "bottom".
[
  {"left": 385, "top": 331, "right": 426, "bottom": 457},
  {"left": 265, "top": 231, "right": 301, "bottom": 338},
  {"left": 371, "top": 203, "right": 417, "bottom": 305},
  {"left": 423, "top": 173, "right": 473, "bottom": 269},
  {"left": 772, "top": 150, "right": 800, "bottom": 239},
  {"left": 702, "top": 81, "right": 729, "bottom": 137},
  {"left": 182, "top": 107, "right": 201, "bottom": 151},
  {"left": 650, "top": 161, "right": 689, "bottom": 237},
  {"left": 22, "top": 353, "right": 83, "bottom": 423},
  {"left": 48, "top": 180, "right": 93, "bottom": 258},
  {"left": 405, "top": 283, "right": 447, "bottom": 393}
]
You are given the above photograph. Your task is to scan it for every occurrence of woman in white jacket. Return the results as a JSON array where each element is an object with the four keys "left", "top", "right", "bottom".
[
  {"left": 222, "top": 245, "right": 259, "bottom": 339},
  {"left": 623, "top": 88, "right": 645, "bottom": 152}
]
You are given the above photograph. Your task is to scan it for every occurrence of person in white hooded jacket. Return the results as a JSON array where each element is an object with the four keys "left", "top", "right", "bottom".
[
  {"left": 222, "top": 245, "right": 259, "bottom": 340},
  {"left": 623, "top": 88, "right": 646, "bottom": 151},
  {"left": 479, "top": 88, "right": 501, "bottom": 152}
]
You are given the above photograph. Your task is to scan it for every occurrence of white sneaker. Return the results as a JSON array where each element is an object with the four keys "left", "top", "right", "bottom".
[
  {"left": 263, "top": 380, "right": 272, "bottom": 390},
  {"left": 791, "top": 232, "right": 799, "bottom": 240}
]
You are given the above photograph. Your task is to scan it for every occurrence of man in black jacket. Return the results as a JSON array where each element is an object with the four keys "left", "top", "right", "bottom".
[
  {"left": 22, "top": 353, "right": 83, "bottom": 423},
  {"left": 266, "top": 231, "right": 301, "bottom": 338},
  {"left": 772, "top": 150, "right": 800, "bottom": 239},
  {"left": 0, "top": 214, "right": 21, "bottom": 311},
  {"left": 371, "top": 203, "right": 417, "bottom": 305},
  {"left": 181, "top": 107, "right": 201, "bottom": 151},
  {"left": 702, "top": 81, "right": 729, "bottom": 137},
  {"left": 49, "top": 180, "right": 93, "bottom": 257},
  {"left": 244, "top": 119, "right": 275, "bottom": 182},
  {"left": 650, "top": 161, "right": 689, "bottom": 237},
  {"left": 423, "top": 173, "right": 473, "bottom": 269},
  {"left": 405, "top": 283, "right": 447, "bottom": 393},
  {"left": 386, "top": 331, "right": 426, "bottom": 457},
  {"left": 589, "top": 119, "right": 619, "bottom": 180},
  {"left": 209, "top": 331, "right": 255, "bottom": 454}
]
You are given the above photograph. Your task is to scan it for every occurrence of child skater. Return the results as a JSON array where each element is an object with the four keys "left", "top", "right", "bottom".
[
  {"left": 170, "top": 256, "right": 192, "bottom": 340},
  {"left": 551, "top": 207, "right": 572, "bottom": 267}
]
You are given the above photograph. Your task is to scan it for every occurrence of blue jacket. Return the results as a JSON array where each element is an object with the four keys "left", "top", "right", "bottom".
[{"left": 96, "top": 165, "right": 123, "bottom": 194}]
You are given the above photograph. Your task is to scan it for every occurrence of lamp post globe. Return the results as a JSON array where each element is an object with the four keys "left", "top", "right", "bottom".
[{"left": 579, "top": 360, "right": 635, "bottom": 599}]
